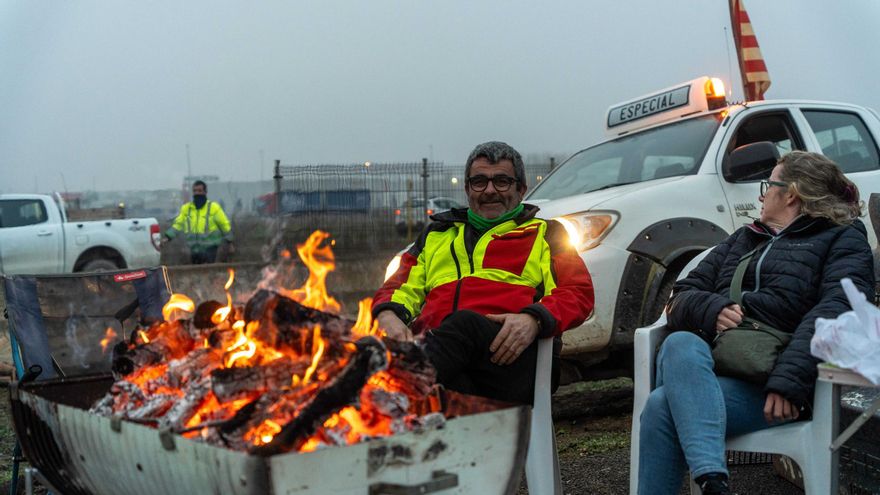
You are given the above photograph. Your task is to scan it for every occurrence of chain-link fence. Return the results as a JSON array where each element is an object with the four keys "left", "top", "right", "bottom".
[{"left": 260, "top": 160, "right": 554, "bottom": 252}]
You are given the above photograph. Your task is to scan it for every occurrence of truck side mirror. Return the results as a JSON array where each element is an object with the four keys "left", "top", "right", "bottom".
[{"left": 723, "top": 141, "right": 780, "bottom": 182}]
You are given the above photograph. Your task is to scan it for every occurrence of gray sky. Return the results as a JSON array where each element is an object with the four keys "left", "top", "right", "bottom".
[{"left": 2, "top": 0, "right": 879, "bottom": 193}]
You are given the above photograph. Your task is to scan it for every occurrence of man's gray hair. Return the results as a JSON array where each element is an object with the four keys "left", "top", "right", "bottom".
[{"left": 465, "top": 141, "right": 526, "bottom": 188}]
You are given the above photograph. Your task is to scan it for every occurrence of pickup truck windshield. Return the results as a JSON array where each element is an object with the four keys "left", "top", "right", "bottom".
[{"left": 528, "top": 114, "right": 722, "bottom": 201}]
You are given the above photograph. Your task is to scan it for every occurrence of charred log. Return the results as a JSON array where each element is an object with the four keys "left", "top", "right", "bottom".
[
  {"left": 193, "top": 300, "right": 224, "bottom": 329},
  {"left": 211, "top": 359, "right": 307, "bottom": 403},
  {"left": 250, "top": 336, "right": 388, "bottom": 456},
  {"left": 112, "top": 321, "right": 196, "bottom": 377}
]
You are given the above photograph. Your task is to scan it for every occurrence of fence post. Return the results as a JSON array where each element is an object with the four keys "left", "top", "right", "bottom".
[
  {"left": 421, "top": 158, "right": 429, "bottom": 223},
  {"left": 273, "top": 160, "right": 282, "bottom": 216}
]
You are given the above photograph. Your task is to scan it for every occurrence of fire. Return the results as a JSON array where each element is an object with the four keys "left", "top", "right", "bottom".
[
  {"left": 100, "top": 327, "right": 118, "bottom": 352},
  {"left": 352, "top": 298, "right": 383, "bottom": 338},
  {"left": 94, "top": 230, "right": 442, "bottom": 457},
  {"left": 162, "top": 293, "right": 195, "bottom": 321},
  {"left": 212, "top": 269, "right": 236, "bottom": 325},
  {"left": 285, "top": 230, "right": 341, "bottom": 313},
  {"left": 302, "top": 326, "right": 325, "bottom": 385}
]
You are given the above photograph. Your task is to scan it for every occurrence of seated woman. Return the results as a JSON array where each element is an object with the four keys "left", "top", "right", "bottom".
[{"left": 637, "top": 151, "right": 875, "bottom": 495}]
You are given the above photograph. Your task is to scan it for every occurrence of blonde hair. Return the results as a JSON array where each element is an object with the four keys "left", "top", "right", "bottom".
[{"left": 778, "top": 151, "right": 862, "bottom": 225}]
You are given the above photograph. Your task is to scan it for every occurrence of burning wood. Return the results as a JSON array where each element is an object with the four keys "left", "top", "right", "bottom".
[{"left": 91, "top": 230, "right": 444, "bottom": 455}]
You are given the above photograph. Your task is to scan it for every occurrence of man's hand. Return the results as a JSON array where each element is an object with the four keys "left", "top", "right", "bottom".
[
  {"left": 764, "top": 392, "right": 799, "bottom": 423},
  {"left": 376, "top": 310, "right": 413, "bottom": 341},
  {"left": 487, "top": 313, "right": 541, "bottom": 365},
  {"left": 715, "top": 303, "right": 744, "bottom": 333}
]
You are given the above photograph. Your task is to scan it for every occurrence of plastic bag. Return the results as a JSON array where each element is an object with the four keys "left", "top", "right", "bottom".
[{"left": 812, "top": 277, "right": 880, "bottom": 385}]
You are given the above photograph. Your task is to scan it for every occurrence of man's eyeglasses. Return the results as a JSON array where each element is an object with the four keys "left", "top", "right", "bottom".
[
  {"left": 467, "top": 174, "right": 519, "bottom": 192},
  {"left": 760, "top": 180, "right": 788, "bottom": 196}
]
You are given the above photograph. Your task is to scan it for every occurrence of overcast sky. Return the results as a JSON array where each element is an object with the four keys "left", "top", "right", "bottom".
[{"left": 2, "top": 0, "right": 878, "bottom": 193}]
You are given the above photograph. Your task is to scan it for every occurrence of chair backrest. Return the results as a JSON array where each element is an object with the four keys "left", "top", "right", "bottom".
[{"left": 3, "top": 267, "right": 171, "bottom": 379}]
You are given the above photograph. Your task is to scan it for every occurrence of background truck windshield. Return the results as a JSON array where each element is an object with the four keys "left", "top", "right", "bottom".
[{"left": 528, "top": 114, "right": 722, "bottom": 201}]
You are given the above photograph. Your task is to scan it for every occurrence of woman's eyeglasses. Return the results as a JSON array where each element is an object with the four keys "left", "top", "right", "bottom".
[
  {"left": 760, "top": 180, "right": 788, "bottom": 196},
  {"left": 467, "top": 174, "right": 519, "bottom": 192}
]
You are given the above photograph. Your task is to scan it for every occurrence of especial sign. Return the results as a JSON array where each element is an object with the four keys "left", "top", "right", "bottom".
[{"left": 607, "top": 85, "right": 691, "bottom": 128}]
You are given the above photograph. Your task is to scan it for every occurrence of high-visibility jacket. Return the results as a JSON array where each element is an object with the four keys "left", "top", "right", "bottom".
[
  {"left": 372, "top": 204, "right": 594, "bottom": 337},
  {"left": 166, "top": 200, "right": 233, "bottom": 252}
]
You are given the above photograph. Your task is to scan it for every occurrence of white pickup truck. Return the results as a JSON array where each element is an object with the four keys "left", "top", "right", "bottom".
[
  {"left": 527, "top": 76, "right": 880, "bottom": 374},
  {"left": 0, "top": 194, "right": 162, "bottom": 274}
]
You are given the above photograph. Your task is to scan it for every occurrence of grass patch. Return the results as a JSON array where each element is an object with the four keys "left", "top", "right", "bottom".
[{"left": 558, "top": 431, "right": 630, "bottom": 456}]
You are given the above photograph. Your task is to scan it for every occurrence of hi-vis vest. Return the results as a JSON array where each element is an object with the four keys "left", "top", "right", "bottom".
[
  {"left": 167, "top": 200, "right": 233, "bottom": 250},
  {"left": 373, "top": 205, "right": 594, "bottom": 336}
]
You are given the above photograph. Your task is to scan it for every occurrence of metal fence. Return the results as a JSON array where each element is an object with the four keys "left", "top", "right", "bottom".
[{"left": 263, "top": 160, "right": 554, "bottom": 251}]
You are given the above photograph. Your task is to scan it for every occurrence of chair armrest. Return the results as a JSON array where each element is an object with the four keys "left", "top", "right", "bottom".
[{"left": 633, "top": 315, "right": 671, "bottom": 417}]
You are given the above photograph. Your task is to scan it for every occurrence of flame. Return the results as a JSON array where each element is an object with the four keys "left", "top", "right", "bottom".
[
  {"left": 351, "top": 298, "right": 383, "bottom": 338},
  {"left": 103, "top": 230, "right": 440, "bottom": 456},
  {"left": 162, "top": 293, "right": 195, "bottom": 321},
  {"left": 100, "top": 327, "right": 118, "bottom": 352},
  {"left": 287, "top": 231, "right": 341, "bottom": 313},
  {"left": 224, "top": 321, "right": 257, "bottom": 368},
  {"left": 224, "top": 268, "right": 235, "bottom": 290},
  {"left": 302, "top": 326, "right": 325, "bottom": 385},
  {"left": 212, "top": 269, "right": 236, "bottom": 325},
  {"left": 248, "top": 419, "right": 282, "bottom": 446},
  {"left": 212, "top": 293, "right": 234, "bottom": 325}
]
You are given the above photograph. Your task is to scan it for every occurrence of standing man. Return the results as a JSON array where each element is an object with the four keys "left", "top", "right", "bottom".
[
  {"left": 164, "top": 180, "right": 234, "bottom": 264},
  {"left": 372, "top": 141, "right": 594, "bottom": 404}
]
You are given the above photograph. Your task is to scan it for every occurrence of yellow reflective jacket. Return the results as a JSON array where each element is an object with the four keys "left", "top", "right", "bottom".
[
  {"left": 166, "top": 200, "right": 233, "bottom": 252},
  {"left": 373, "top": 205, "right": 594, "bottom": 337}
]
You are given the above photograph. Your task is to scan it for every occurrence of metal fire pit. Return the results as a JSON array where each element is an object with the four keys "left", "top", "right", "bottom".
[{"left": 9, "top": 374, "right": 529, "bottom": 495}]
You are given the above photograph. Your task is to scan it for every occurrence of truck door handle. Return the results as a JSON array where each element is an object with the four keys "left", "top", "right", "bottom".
[{"left": 37, "top": 231, "right": 53, "bottom": 237}]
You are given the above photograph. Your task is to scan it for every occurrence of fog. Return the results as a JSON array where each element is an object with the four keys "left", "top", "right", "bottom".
[{"left": 2, "top": 0, "right": 878, "bottom": 194}]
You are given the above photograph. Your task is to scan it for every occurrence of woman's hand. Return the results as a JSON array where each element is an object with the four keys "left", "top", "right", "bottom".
[
  {"left": 764, "top": 392, "right": 800, "bottom": 423},
  {"left": 715, "top": 304, "right": 744, "bottom": 332}
]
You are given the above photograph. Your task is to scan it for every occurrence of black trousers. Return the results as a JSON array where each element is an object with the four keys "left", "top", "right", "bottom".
[
  {"left": 423, "top": 310, "right": 560, "bottom": 405},
  {"left": 190, "top": 246, "right": 218, "bottom": 265}
]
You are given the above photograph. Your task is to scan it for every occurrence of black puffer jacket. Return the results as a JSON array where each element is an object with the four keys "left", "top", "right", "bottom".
[{"left": 667, "top": 216, "right": 875, "bottom": 409}]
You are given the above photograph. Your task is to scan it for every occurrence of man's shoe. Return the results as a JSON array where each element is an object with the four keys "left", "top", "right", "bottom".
[{"left": 695, "top": 472, "right": 730, "bottom": 495}]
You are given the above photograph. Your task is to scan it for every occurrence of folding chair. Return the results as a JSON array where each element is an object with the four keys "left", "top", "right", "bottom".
[{"left": 3, "top": 267, "right": 171, "bottom": 495}]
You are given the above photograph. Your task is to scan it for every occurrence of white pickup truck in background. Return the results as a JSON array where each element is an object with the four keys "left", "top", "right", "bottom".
[
  {"left": 0, "top": 193, "right": 161, "bottom": 274},
  {"left": 526, "top": 76, "right": 880, "bottom": 376}
]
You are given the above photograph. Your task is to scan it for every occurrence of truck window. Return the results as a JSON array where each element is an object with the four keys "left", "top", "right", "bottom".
[
  {"left": 726, "top": 112, "right": 804, "bottom": 162},
  {"left": 803, "top": 110, "right": 880, "bottom": 173},
  {"left": 528, "top": 114, "right": 721, "bottom": 201},
  {"left": 0, "top": 199, "right": 48, "bottom": 228}
]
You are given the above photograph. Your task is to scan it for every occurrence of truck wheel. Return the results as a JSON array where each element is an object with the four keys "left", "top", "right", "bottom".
[{"left": 80, "top": 258, "right": 120, "bottom": 272}]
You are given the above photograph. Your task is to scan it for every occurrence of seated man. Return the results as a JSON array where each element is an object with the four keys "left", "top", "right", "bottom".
[{"left": 372, "top": 141, "right": 594, "bottom": 404}]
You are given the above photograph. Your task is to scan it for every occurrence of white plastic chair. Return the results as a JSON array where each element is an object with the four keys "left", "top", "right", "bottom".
[
  {"left": 525, "top": 336, "right": 562, "bottom": 494},
  {"left": 629, "top": 250, "right": 840, "bottom": 495}
]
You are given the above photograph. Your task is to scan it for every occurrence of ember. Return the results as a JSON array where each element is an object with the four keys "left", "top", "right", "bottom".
[{"left": 91, "top": 230, "right": 440, "bottom": 455}]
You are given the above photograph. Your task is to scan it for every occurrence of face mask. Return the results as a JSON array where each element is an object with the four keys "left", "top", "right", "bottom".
[{"left": 193, "top": 194, "right": 207, "bottom": 208}]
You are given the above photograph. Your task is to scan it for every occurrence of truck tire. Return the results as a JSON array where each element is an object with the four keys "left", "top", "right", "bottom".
[{"left": 80, "top": 258, "right": 120, "bottom": 273}]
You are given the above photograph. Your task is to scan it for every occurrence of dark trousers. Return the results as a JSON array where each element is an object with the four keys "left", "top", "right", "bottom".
[
  {"left": 423, "top": 310, "right": 560, "bottom": 405},
  {"left": 190, "top": 246, "right": 218, "bottom": 265}
]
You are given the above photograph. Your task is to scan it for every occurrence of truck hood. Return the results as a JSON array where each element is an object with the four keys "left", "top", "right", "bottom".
[{"left": 527, "top": 176, "right": 687, "bottom": 218}]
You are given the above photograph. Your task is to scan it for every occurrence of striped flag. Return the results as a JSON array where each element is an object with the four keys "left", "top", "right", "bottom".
[{"left": 729, "top": 0, "right": 771, "bottom": 101}]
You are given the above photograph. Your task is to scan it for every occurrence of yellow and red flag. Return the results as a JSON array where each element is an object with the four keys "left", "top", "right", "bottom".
[{"left": 729, "top": 0, "right": 771, "bottom": 101}]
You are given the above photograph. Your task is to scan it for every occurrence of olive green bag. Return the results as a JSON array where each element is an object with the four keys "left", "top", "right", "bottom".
[{"left": 711, "top": 243, "right": 792, "bottom": 384}]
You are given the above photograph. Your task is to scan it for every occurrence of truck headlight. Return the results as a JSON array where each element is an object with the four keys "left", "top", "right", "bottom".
[{"left": 553, "top": 212, "right": 618, "bottom": 252}]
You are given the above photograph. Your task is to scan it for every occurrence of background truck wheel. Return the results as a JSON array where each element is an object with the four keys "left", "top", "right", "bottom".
[{"left": 79, "top": 258, "right": 120, "bottom": 272}]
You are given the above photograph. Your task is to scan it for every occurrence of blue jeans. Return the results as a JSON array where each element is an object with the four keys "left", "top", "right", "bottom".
[{"left": 638, "top": 332, "right": 785, "bottom": 494}]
